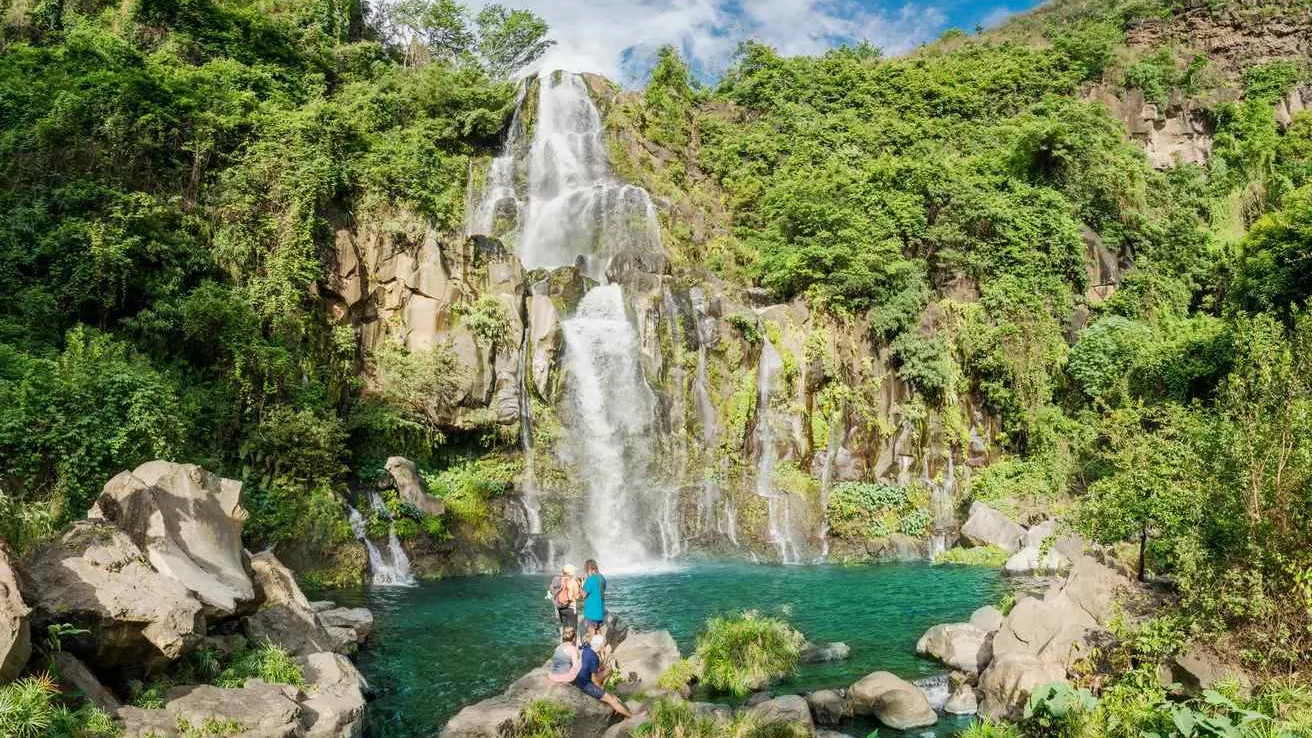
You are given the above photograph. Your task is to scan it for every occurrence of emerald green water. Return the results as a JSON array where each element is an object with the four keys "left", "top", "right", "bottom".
[{"left": 323, "top": 562, "right": 1003, "bottom": 738}]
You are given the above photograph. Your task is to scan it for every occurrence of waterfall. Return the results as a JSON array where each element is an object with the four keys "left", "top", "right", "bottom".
[
  {"left": 753, "top": 339, "right": 801, "bottom": 564},
  {"left": 518, "top": 326, "right": 542, "bottom": 536},
  {"left": 816, "top": 411, "right": 845, "bottom": 561},
  {"left": 347, "top": 499, "right": 415, "bottom": 587},
  {"left": 561, "top": 285, "right": 669, "bottom": 570},
  {"left": 927, "top": 450, "right": 957, "bottom": 559},
  {"left": 914, "top": 673, "right": 951, "bottom": 711},
  {"left": 473, "top": 71, "right": 661, "bottom": 277}
]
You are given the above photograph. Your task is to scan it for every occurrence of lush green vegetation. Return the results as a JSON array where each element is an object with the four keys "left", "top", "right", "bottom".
[
  {"left": 627, "top": 0, "right": 1312, "bottom": 684},
  {"left": 693, "top": 611, "right": 804, "bottom": 697},
  {"left": 501, "top": 699, "right": 576, "bottom": 738},
  {"left": 0, "top": 674, "right": 118, "bottom": 738},
  {"left": 634, "top": 698, "right": 810, "bottom": 738},
  {"left": 0, "top": 0, "right": 549, "bottom": 561}
]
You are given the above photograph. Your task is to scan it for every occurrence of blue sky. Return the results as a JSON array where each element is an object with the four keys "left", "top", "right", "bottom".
[{"left": 500, "top": 0, "right": 1045, "bottom": 85}]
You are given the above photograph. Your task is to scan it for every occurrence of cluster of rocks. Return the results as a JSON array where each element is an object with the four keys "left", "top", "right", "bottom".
[
  {"left": 0, "top": 460, "right": 375, "bottom": 738},
  {"left": 959, "top": 502, "right": 1083, "bottom": 577},
  {"left": 442, "top": 627, "right": 944, "bottom": 738},
  {"left": 914, "top": 553, "right": 1134, "bottom": 720}
]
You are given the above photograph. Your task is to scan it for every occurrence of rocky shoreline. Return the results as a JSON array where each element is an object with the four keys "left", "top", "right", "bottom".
[{"left": 1, "top": 460, "right": 375, "bottom": 737}]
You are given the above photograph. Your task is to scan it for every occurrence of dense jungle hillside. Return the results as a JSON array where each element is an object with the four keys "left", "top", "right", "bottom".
[{"left": 1, "top": 0, "right": 1311, "bottom": 729}]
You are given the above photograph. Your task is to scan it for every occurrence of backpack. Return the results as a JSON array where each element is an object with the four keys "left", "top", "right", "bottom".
[
  {"left": 548, "top": 575, "right": 563, "bottom": 602},
  {"left": 554, "top": 577, "right": 574, "bottom": 607}
]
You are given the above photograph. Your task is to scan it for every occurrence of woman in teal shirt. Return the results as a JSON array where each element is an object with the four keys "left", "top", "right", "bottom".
[{"left": 580, "top": 559, "right": 606, "bottom": 632}]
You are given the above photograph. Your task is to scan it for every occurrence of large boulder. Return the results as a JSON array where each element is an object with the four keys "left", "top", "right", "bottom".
[
  {"left": 1049, "top": 556, "right": 1131, "bottom": 626},
  {"left": 1004, "top": 546, "right": 1071, "bottom": 576},
  {"left": 916, "top": 623, "right": 992, "bottom": 674},
  {"left": 800, "top": 642, "right": 850, "bottom": 664},
  {"left": 968, "top": 606, "right": 1004, "bottom": 633},
  {"left": 745, "top": 694, "right": 814, "bottom": 736},
  {"left": 299, "top": 651, "right": 369, "bottom": 738},
  {"left": 978, "top": 653, "right": 1065, "bottom": 720},
  {"left": 20, "top": 520, "right": 204, "bottom": 677},
  {"left": 117, "top": 683, "right": 302, "bottom": 738},
  {"left": 944, "top": 684, "right": 978, "bottom": 715},
  {"left": 850, "top": 672, "right": 936, "bottom": 730},
  {"left": 804, "top": 689, "right": 851, "bottom": 725},
  {"left": 0, "top": 544, "right": 31, "bottom": 682},
  {"left": 1164, "top": 645, "right": 1253, "bottom": 697},
  {"left": 1022, "top": 520, "right": 1058, "bottom": 548},
  {"left": 90, "top": 461, "right": 255, "bottom": 617},
  {"left": 441, "top": 667, "right": 618, "bottom": 738},
  {"left": 989, "top": 596, "right": 1097, "bottom": 669},
  {"left": 53, "top": 652, "right": 120, "bottom": 713},
  {"left": 318, "top": 608, "right": 374, "bottom": 645},
  {"left": 244, "top": 551, "right": 336, "bottom": 656},
  {"left": 961, "top": 502, "right": 1025, "bottom": 553},
  {"left": 385, "top": 457, "right": 444, "bottom": 517},
  {"left": 611, "top": 630, "right": 680, "bottom": 689}
]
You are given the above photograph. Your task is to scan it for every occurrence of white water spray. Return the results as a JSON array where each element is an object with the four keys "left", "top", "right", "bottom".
[
  {"left": 347, "top": 497, "right": 415, "bottom": 586},
  {"left": 753, "top": 339, "right": 801, "bottom": 564},
  {"left": 473, "top": 71, "right": 661, "bottom": 276},
  {"left": 561, "top": 285, "right": 674, "bottom": 570}
]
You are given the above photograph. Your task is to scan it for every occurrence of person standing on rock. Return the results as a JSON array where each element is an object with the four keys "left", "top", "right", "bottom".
[
  {"left": 548, "top": 564, "right": 582, "bottom": 634},
  {"left": 581, "top": 559, "right": 607, "bottom": 634}
]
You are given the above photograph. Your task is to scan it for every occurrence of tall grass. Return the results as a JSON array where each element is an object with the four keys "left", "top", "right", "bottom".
[
  {"left": 694, "top": 611, "right": 804, "bottom": 697},
  {"left": 500, "top": 699, "right": 575, "bottom": 738},
  {"left": 635, "top": 700, "right": 810, "bottom": 738},
  {"left": 216, "top": 641, "right": 304, "bottom": 688},
  {"left": 0, "top": 673, "right": 118, "bottom": 738}
]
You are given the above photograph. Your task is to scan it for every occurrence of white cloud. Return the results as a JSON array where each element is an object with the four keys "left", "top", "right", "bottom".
[{"left": 492, "top": 0, "right": 950, "bottom": 85}]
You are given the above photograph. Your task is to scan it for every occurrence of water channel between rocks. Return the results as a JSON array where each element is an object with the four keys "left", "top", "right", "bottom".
[{"left": 321, "top": 561, "right": 1005, "bottom": 738}]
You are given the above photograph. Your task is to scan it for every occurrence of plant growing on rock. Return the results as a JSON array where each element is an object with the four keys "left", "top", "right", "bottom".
[
  {"left": 500, "top": 699, "right": 575, "bottom": 738},
  {"left": 216, "top": 641, "right": 304, "bottom": 688},
  {"left": 0, "top": 673, "right": 118, "bottom": 738},
  {"left": 694, "top": 611, "right": 804, "bottom": 697}
]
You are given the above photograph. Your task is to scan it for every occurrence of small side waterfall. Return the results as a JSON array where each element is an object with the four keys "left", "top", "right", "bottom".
[
  {"left": 753, "top": 339, "right": 801, "bottom": 564},
  {"left": 927, "top": 450, "right": 957, "bottom": 559},
  {"left": 816, "top": 410, "right": 845, "bottom": 561},
  {"left": 348, "top": 496, "right": 415, "bottom": 586},
  {"left": 561, "top": 285, "right": 666, "bottom": 570}
]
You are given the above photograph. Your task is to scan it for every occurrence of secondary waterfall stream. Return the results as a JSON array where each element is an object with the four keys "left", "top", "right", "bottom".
[{"left": 348, "top": 494, "right": 415, "bottom": 586}]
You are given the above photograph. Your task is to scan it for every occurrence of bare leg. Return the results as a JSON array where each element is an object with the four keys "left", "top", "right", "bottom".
[{"left": 601, "top": 693, "right": 632, "bottom": 718}]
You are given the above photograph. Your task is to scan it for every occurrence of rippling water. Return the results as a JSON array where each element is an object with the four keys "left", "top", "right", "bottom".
[{"left": 320, "top": 561, "right": 1004, "bottom": 738}]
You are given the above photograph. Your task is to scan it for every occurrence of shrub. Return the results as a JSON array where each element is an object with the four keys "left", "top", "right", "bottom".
[
  {"left": 0, "top": 674, "right": 118, "bottom": 738},
  {"left": 933, "top": 545, "right": 1010, "bottom": 567},
  {"left": 694, "top": 611, "right": 804, "bottom": 697},
  {"left": 655, "top": 659, "right": 698, "bottom": 692},
  {"left": 1023, "top": 682, "right": 1097, "bottom": 737},
  {"left": 898, "top": 508, "right": 933, "bottom": 537},
  {"left": 956, "top": 719, "right": 1021, "bottom": 738},
  {"left": 826, "top": 482, "right": 909, "bottom": 539},
  {"left": 216, "top": 642, "right": 304, "bottom": 688},
  {"left": 500, "top": 700, "right": 575, "bottom": 738},
  {"left": 635, "top": 699, "right": 718, "bottom": 738}
]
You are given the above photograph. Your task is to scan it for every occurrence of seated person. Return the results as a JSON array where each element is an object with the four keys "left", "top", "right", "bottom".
[
  {"left": 549, "top": 632, "right": 631, "bottom": 717},
  {"left": 547, "top": 627, "right": 582, "bottom": 684}
]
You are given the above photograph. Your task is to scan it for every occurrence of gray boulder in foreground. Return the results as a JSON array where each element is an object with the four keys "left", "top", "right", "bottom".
[
  {"left": 916, "top": 623, "right": 992, "bottom": 675},
  {"left": 21, "top": 520, "right": 204, "bottom": 677},
  {"left": 0, "top": 543, "right": 30, "bottom": 682},
  {"left": 960, "top": 502, "right": 1025, "bottom": 553},
  {"left": 745, "top": 694, "right": 815, "bottom": 736},
  {"left": 968, "top": 605, "right": 1004, "bottom": 633},
  {"left": 441, "top": 666, "right": 619, "bottom": 738},
  {"left": 805, "top": 689, "right": 852, "bottom": 725},
  {"left": 800, "top": 642, "right": 850, "bottom": 664},
  {"left": 243, "top": 551, "right": 337, "bottom": 656},
  {"left": 117, "top": 682, "right": 302, "bottom": 738},
  {"left": 90, "top": 461, "right": 255, "bottom": 617},
  {"left": 611, "top": 630, "right": 680, "bottom": 689},
  {"left": 299, "top": 651, "right": 369, "bottom": 738},
  {"left": 850, "top": 671, "right": 937, "bottom": 730}
]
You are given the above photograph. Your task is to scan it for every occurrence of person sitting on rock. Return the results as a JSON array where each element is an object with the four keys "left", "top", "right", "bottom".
[
  {"left": 547, "top": 626, "right": 582, "bottom": 684},
  {"left": 574, "top": 632, "right": 632, "bottom": 718}
]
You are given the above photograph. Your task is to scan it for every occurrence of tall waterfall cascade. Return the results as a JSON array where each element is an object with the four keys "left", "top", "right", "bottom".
[
  {"left": 473, "top": 71, "right": 661, "bottom": 278},
  {"left": 560, "top": 285, "right": 669, "bottom": 570}
]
